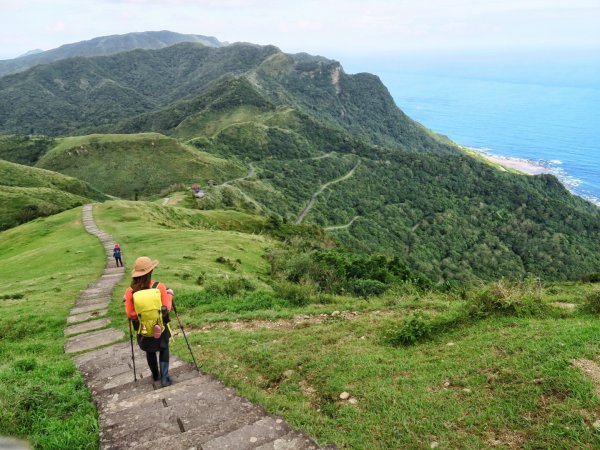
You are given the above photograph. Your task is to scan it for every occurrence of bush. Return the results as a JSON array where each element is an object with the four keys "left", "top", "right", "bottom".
[
  {"left": 346, "top": 279, "right": 387, "bottom": 297},
  {"left": 384, "top": 314, "right": 432, "bottom": 346},
  {"left": 468, "top": 279, "right": 547, "bottom": 317},
  {"left": 581, "top": 273, "right": 600, "bottom": 283},
  {"left": 195, "top": 272, "right": 206, "bottom": 286},
  {"left": 273, "top": 281, "right": 315, "bottom": 307},
  {"left": 583, "top": 289, "right": 600, "bottom": 314}
]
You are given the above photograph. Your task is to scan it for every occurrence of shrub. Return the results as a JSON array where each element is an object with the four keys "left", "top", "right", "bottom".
[
  {"left": 215, "top": 256, "right": 240, "bottom": 271},
  {"left": 583, "top": 289, "right": 600, "bottom": 314},
  {"left": 205, "top": 276, "right": 257, "bottom": 297},
  {"left": 14, "top": 357, "right": 37, "bottom": 372},
  {"left": 346, "top": 279, "right": 387, "bottom": 298},
  {"left": 195, "top": 272, "right": 206, "bottom": 286},
  {"left": 384, "top": 314, "right": 432, "bottom": 346},
  {"left": 581, "top": 273, "right": 600, "bottom": 283},
  {"left": 0, "top": 293, "right": 24, "bottom": 300},
  {"left": 468, "top": 279, "right": 547, "bottom": 317},
  {"left": 273, "top": 281, "right": 315, "bottom": 307}
]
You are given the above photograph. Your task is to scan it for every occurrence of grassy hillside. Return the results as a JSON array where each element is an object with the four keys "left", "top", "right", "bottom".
[
  {"left": 4, "top": 200, "right": 600, "bottom": 448},
  {"left": 36, "top": 133, "right": 245, "bottom": 198},
  {"left": 0, "top": 159, "right": 106, "bottom": 230},
  {"left": 48, "top": 201, "right": 600, "bottom": 448},
  {"left": 0, "top": 208, "right": 105, "bottom": 448}
]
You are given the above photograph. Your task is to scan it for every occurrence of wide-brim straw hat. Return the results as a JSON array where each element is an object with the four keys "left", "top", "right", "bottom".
[{"left": 131, "top": 256, "right": 159, "bottom": 277}]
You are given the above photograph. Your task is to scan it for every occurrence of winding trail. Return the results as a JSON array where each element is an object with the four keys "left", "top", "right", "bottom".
[
  {"left": 222, "top": 163, "right": 255, "bottom": 187},
  {"left": 324, "top": 216, "right": 361, "bottom": 231},
  {"left": 295, "top": 161, "right": 361, "bottom": 225},
  {"left": 64, "top": 204, "right": 332, "bottom": 450}
]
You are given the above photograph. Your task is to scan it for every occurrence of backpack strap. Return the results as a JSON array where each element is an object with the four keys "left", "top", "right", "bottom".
[{"left": 152, "top": 281, "right": 159, "bottom": 289}]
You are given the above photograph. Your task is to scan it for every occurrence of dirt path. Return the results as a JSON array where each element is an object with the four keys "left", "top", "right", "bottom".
[
  {"left": 295, "top": 161, "right": 361, "bottom": 225},
  {"left": 324, "top": 216, "right": 361, "bottom": 231},
  {"left": 222, "top": 163, "right": 255, "bottom": 186},
  {"left": 573, "top": 358, "right": 600, "bottom": 395},
  {"left": 65, "top": 204, "right": 332, "bottom": 450}
]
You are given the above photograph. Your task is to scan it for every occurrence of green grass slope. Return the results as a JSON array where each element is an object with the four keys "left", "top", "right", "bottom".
[
  {"left": 0, "top": 159, "right": 106, "bottom": 230},
  {"left": 0, "top": 208, "right": 105, "bottom": 448},
  {"left": 36, "top": 133, "right": 245, "bottom": 198},
  {"left": 69, "top": 202, "right": 600, "bottom": 448}
]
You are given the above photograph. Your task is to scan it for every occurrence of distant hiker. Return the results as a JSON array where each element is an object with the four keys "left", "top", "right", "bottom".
[
  {"left": 113, "top": 244, "right": 123, "bottom": 267},
  {"left": 124, "top": 256, "right": 174, "bottom": 386}
]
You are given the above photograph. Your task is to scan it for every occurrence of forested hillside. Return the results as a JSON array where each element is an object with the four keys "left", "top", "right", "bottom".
[
  {"left": 1, "top": 40, "right": 599, "bottom": 281},
  {"left": 0, "top": 30, "right": 222, "bottom": 78}
]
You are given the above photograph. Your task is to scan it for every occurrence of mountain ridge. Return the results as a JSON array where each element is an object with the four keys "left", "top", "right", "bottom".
[{"left": 0, "top": 30, "right": 222, "bottom": 78}]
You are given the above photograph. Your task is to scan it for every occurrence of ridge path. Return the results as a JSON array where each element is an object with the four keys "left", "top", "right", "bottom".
[
  {"left": 64, "top": 204, "right": 334, "bottom": 449},
  {"left": 295, "top": 161, "right": 361, "bottom": 225}
]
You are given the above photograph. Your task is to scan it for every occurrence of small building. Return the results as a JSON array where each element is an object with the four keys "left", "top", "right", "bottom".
[{"left": 191, "top": 184, "right": 205, "bottom": 198}]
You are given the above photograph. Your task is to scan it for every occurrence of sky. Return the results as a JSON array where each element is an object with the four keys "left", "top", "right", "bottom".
[{"left": 0, "top": 0, "right": 599, "bottom": 63}]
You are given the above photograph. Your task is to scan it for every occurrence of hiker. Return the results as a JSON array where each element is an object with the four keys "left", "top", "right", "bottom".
[
  {"left": 113, "top": 244, "right": 123, "bottom": 267},
  {"left": 124, "top": 256, "right": 174, "bottom": 386}
]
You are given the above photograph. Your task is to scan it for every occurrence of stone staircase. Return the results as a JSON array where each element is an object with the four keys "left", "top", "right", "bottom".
[{"left": 64, "top": 204, "right": 332, "bottom": 449}]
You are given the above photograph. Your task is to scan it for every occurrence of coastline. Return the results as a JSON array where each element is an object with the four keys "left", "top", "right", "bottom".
[
  {"left": 470, "top": 147, "right": 600, "bottom": 207},
  {"left": 473, "top": 149, "right": 550, "bottom": 176}
]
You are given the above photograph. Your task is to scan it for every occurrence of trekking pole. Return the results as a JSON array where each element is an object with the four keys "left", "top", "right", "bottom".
[
  {"left": 172, "top": 300, "right": 200, "bottom": 372},
  {"left": 128, "top": 319, "right": 137, "bottom": 382}
]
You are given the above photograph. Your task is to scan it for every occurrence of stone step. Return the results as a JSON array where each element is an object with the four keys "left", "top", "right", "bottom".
[
  {"left": 65, "top": 328, "right": 124, "bottom": 354},
  {"left": 102, "top": 385, "right": 265, "bottom": 449},
  {"left": 96, "top": 365, "right": 200, "bottom": 412},
  {"left": 80, "top": 288, "right": 112, "bottom": 297},
  {"left": 128, "top": 401, "right": 266, "bottom": 450},
  {"left": 254, "top": 431, "right": 321, "bottom": 450},
  {"left": 78, "top": 293, "right": 110, "bottom": 302},
  {"left": 87, "top": 281, "right": 120, "bottom": 290},
  {"left": 76, "top": 343, "right": 145, "bottom": 377},
  {"left": 100, "top": 376, "right": 217, "bottom": 416},
  {"left": 75, "top": 342, "right": 131, "bottom": 365},
  {"left": 64, "top": 318, "right": 111, "bottom": 336},
  {"left": 70, "top": 300, "right": 110, "bottom": 315},
  {"left": 67, "top": 309, "right": 108, "bottom": 324},
  {"left": 201, "top": 416, "right": 291, "bottom": 450},
  {"left": 76, "top": 297, "right": 109, "bottom": 307},
  {"left": 90, "top": 360, "right": 186, "bottom": 392}
]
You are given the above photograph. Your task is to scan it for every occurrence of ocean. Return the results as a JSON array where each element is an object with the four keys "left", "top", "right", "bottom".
[{"left": 373, "top": 71, "right": 600, "bottom": 206}]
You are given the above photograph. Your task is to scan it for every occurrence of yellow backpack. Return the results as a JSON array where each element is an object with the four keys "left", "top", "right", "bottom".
[{"left": 133, "top": 281, "right": 165, "bottom": 338}]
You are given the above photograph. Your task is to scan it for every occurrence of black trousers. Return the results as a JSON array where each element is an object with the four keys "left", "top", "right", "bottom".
[
  {"left": 145, "top": 347, "right": 170, "bottom": 380},
  {"left": 114, "top": 256, "right": 123, "bottom": 267}
]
